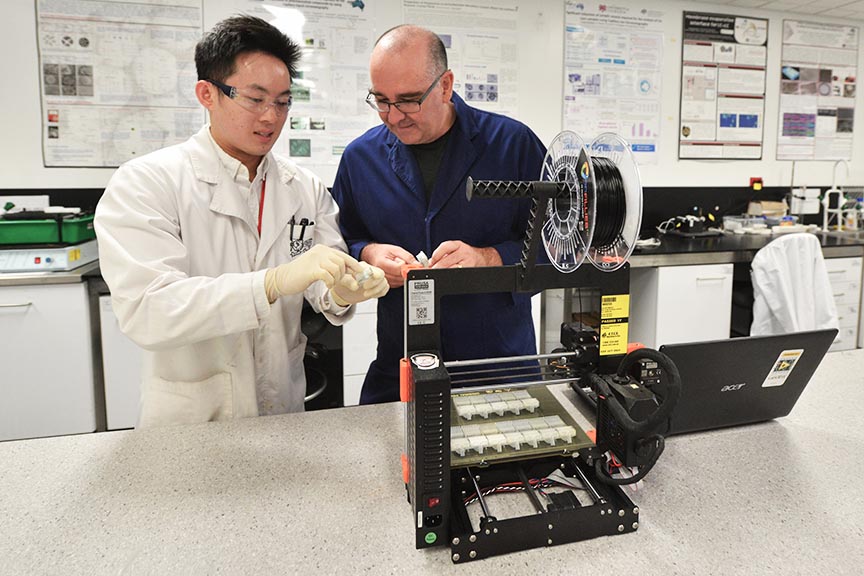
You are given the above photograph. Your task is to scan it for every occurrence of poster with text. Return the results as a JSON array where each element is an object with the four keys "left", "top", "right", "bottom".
[
  {"left": 564, "top": 1, "right": 665, "bottom": 165},
  {"left": 404, "top": 0, "right": 519, "bottom": 117},
  {"left": 37, "top": 0, "right": 204, "bottom": 167},
  {"left": 244, "top": 0, "right": 381, "bottom": 175},
  {"left": 777, "top": 20, "right": 858, "bottom": 161},
  {"left": 679, "top": 11, "right": 767, "bottom": 160}
]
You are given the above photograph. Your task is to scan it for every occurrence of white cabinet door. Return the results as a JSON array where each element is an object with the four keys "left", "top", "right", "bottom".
[
  {"left": 343, "top": 374, "right": 366, "bottom": 408},
  {"left": 824, "top": 257, "right": 862, "bottom": 352},
  {"left": 630, "top": 264, "right": 734, "bottom": 348},
  {"left": 342, "top": 303, "right": 378, "bottom": 406},
  {"left": 99, "top": 296, "right": 143, "bottom": 429},
  {"left": 0, "top": 283, "right": 96, "bottom": 441},
  {"left": 342, "top": 312, "right": 378, "bottom": 378}
]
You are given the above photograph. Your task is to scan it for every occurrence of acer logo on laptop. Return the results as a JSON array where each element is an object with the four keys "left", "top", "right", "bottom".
[{"left": 721, "top": 383, "right": 746, "bottom": 392}]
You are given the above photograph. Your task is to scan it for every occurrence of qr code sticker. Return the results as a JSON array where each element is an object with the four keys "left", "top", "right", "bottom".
[{"left": 408, "top": 278, "right": 434, "bottom": 325}]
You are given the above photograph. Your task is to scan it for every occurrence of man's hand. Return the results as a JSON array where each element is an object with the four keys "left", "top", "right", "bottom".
[
  {"left": 360, "top": 243, "right": 418, "bottom": 288},
  {"left": 429, "top": 241, "right": 502, "bottom": 268},
  {"left": 331, "top": 262, "right": 389, "bottom": 306},
  {"left": 265, "top": 245, "right": 362, "bottom": 303}
]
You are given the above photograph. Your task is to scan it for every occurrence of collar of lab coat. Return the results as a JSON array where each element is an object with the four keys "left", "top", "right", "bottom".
[
  {"left": 383, "top": 93, "right": 484, "bottom": 219},
  {"left": 186, "top": 126, "right": 304, "bottom": 266}
]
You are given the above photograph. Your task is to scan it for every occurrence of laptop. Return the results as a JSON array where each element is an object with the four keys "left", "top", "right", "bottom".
[{"left": 657, "top": 329, "right": 838, "bottom": 435}]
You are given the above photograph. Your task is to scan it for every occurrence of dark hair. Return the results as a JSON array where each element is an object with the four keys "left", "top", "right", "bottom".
[
  {"left": 195, "top": 15, "right": 302, "bottom": 82},
  {"left": 375, "top": 25, "right": 448, "bottom": 80}
]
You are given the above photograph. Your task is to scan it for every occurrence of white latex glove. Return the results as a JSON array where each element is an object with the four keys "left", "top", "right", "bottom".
[
  {"left": 331, "top": 262, "right": 389, "bottom": 306},
  {"left": 264, "top": 244, "right": 360, "bottom": 303}
]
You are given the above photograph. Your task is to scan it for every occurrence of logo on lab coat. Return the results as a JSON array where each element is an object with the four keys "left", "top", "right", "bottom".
[
  {"left": 290, "top": 238, "right": 314, "bottom": 257},
  {"left": 289, "top": 217, "right": 315, "bottom": 256}
]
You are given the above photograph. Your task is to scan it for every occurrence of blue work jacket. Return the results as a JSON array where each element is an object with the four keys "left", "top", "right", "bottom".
[{"left": 332, "top": 93, "right": 547, "bottom": 403}]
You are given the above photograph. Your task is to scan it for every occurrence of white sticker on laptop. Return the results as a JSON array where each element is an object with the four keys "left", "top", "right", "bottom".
[{"left": 761, "top": 349, "right": 803, "bottom": 388}]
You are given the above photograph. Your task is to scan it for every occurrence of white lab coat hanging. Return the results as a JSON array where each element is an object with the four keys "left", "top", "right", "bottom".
[{"left": 750, "top": 233, "right": 838, "bottom": 336}]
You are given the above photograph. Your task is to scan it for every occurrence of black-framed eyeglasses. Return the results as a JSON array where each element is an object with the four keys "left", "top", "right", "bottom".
[
  {"left": 207, "top": 79, "right": 292, "bottom": 117},
  {"left": 365, "top": 69, "right": 448, "bottom": 114}
]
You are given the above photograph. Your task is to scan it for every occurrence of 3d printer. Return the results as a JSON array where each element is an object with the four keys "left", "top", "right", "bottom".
[{"left": 399, "top": 132, "right": 681, "bottom": 562}]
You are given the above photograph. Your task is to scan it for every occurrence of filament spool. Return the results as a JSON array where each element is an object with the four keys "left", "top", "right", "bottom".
[
  {"left": 539, "top": 131, "right": 596, "bottom": 273},
  {"left": 586, "top": 133, "right": 642, "bottom": 272},
  {"left": 539, "top": 131, "right": 642, "bottom": 273}
]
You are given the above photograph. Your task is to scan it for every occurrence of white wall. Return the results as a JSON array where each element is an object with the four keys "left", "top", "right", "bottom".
[{"left": 2, "top": 0, "right": 863, "bottom": 190}]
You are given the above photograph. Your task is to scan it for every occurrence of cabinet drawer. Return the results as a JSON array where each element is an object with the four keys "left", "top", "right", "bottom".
[
  {"left": 825, "top": 257, "right": 862, "bottom": 284},
  {"left": 630, "top": 264, "right": 733, "bottom": 348},
  {"left": 836, "top": 302, "right": 859, "bottom": 328},
  {"left": 0, "top": 283, "right": 96, "bottom": 440},
  {"left": 830, "top": 280, "right": 861, "bottom": 305},
  {"left": 654, "top": 264, "right": 733, "bottom": 346}
]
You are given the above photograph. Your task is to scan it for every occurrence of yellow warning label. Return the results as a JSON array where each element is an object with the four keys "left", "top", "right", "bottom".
[
  {"left": 600, "top": 321, "right": 628, "bottom": 356},
  {"left": 601, "top": 294, "right": 630, "bottom": 320},
  {"left": 70, "top": 249, "right": 81, "bottom": 262}
]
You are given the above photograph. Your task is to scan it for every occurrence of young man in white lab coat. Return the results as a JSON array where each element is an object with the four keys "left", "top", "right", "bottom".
[{"left": 95, "top": 15, "right": 387, "bottom": 427}]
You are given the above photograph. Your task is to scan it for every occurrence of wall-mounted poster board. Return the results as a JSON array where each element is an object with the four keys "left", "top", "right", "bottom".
[
  {"left": 776, "top": 20, "right": 858, "bottom": 161},
  {"left": 678, "top": 11, "right": 767, "bottom": 160},
  {"left": 562, "top": 1, "right": 665, "bottom": 165},
  {"left": 240, "top": 0, "right": 380, "bottom": 175},
  {"left": 36, "top": 0, "right": 205, "bottom": 168}
]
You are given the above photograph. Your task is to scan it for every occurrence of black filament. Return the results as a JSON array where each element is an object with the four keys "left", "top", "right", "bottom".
[{"left": 591, "top": 156, "right": 626, "bottom": 249}]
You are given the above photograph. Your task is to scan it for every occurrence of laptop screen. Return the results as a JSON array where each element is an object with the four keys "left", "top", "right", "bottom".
[{"left": 657, "top": 329, "right": 837, "bottom": 435}]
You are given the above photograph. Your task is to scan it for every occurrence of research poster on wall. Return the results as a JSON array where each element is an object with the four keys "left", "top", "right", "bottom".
[
  {"left": 563, "top": 1, "right": 664, "bottom": 165},
  {"left": 777, "top": 20, "right": 858, "bottom": 161},
  {"left": 404, "top": 0, "right": 519, "bottom": 117},
  {"left": 36, "top": 0, "right": 204, "bottom": 167},
  {"left": 679, "top": 12, "right": 768, "bottom": 160},
  {"left": 244, "top": 0, "right": 380, "bottom": 175}
]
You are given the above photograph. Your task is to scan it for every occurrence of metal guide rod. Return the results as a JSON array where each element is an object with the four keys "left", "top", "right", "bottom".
[
  {"left": 444, "top": 351, "right": 581, "bottom": 368},
  {"left": 450, "top": 370, "right": 558, "bottom": 387},
  {"left": 573, "top": 461, "right": 606, "bottom": 505},
  {"left": 517, "top": 465, "right": 546, "bottom": 515},
  {"left": 467, "top": 467, "right": 493, "bottom": 520},
  {"left": 447, "top": 364, "right": 553, "bottom": 377},
  {"left": 450, "top": 376, "right": 577, "bottom": 395}
]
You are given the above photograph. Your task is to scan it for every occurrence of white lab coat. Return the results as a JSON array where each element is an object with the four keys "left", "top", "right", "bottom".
[
  {"left": 95, "top": 126, "right": 353, "bottom": 427},
  {"left": 750, "top": 233, "right": 838, "bottom": 336}
]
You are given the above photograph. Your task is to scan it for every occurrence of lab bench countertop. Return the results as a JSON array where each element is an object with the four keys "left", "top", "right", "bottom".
[
  {"left": 2, "top": 231, "right": 863, "bottom": 286},
  {"left": 630, "top": 230, "right": 864, "bottom": 267},
  {"left": 1, "top": 349, "right": 863, "bottom": 576},
  {"left": 0, "top": 259, "right": 99, "bottom": 286}
]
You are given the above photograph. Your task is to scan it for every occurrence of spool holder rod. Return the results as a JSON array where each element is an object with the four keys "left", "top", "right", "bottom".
[{"left": 466, "top": 178, "right": 572, "bottom": 288}]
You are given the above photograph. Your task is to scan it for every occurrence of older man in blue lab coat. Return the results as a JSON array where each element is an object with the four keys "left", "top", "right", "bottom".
[{"left": 332, "top": 24, "right": 546, "bottom": 404}]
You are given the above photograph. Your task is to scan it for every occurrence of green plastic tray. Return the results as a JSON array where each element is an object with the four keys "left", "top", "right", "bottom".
[{"left": 0, "top": 214, "right": 95, "bottom": 245}]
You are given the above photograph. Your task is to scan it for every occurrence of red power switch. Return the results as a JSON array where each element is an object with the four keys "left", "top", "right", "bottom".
[
  {"left": 34, "top": 257, "right": 41, "bottom": 264},
  {"left": 427, "top": 496, "right": 441, "bottom": 508}
]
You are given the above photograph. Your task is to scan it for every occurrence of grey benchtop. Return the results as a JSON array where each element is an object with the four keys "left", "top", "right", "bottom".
[
  {"left": 630, "top": 231, "right": 864, "bottom": 267},
  {"left": 0, "top": 259, "right": 99, "bottom": 287},
  {"left": 2, "top": 232, "right": 862, "bottom": 286},
  {"left": 2, "top": 349, "right": 863, "bottom": 576}
]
